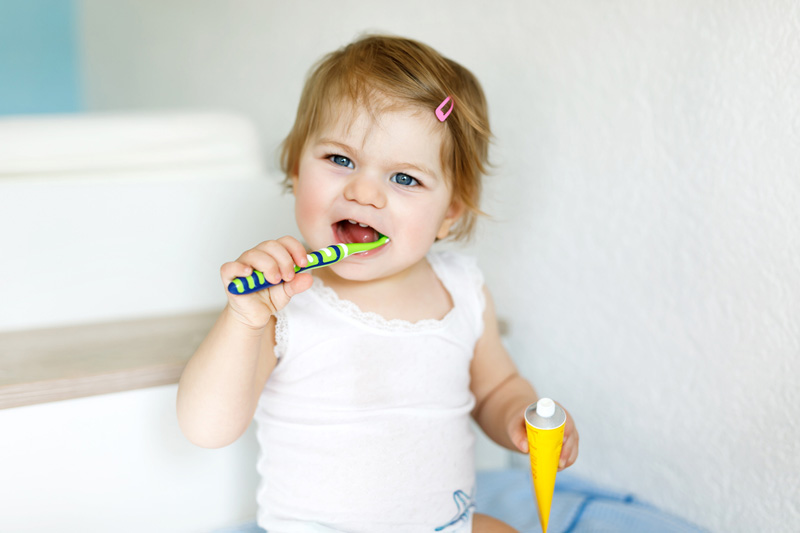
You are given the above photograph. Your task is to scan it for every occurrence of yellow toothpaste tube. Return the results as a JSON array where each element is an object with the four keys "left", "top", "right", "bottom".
[{"left": 525, "top": 398, "right": 566, "bottom": 533}]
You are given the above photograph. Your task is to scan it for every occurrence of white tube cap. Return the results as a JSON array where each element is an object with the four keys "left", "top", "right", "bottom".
[{"left": 537, "top": 398, "right": 556, "bottom": 418}]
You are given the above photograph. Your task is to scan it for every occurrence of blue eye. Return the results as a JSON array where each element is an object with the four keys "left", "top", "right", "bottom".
[
  {"left": 391, "top": 173, "right": 419, "bottom": 187},
  {"left": 329, "top": 155, "right": 354, "bottom": 168}
]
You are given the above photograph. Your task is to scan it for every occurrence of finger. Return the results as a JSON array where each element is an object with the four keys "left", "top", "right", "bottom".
[
  {"left": 239, "top": 249, "right": 282, "bottom": 284},
  {"left": 257, "top": 241, "right": 299, "bottom": 282},
  {"left": 558, "top": 446, "right": 569, "bottom": 471},
  {"left": 566, "top": 441, "right": 579, "bottom": 468},
  {"left": 558, "top": 445, "right": 576, "bottom": 470},
  {"left": 277, "top": 236, "right": 310, "bottom": 269},
  {"left": 566, "top": 430, "right": 579, "bottom": 466},
  {"left": 517, "top": 434, "right": 529, "bottom": 454},
  {"left": 558, "top": 432, "right": 579, "bottom": 470},
  {"left": 262, "top": 272, "right": 313, "bottom": 314},
  {"left": 220, "top": 261, "right": 253, "bottom": 284},
  {"left": 508, "top": 415, "right": 529, "bottom": 453},
  {"left": 283, "top": 272, "right": 313, "bottom": 298}
]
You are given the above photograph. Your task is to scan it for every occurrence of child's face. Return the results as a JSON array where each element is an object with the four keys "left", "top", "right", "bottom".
[{"left": 291, "top": 101, "right": 462, "bottom": 282}]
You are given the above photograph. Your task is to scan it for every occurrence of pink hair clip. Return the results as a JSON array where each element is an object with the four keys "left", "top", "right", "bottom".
[{"left": 435, "top": 96, "right": 453, "bottom": 122}]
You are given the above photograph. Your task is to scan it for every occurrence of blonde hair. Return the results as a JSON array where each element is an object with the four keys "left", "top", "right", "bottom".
[{"left": 280, "top": 34, "right": 491, "bottom": 240}]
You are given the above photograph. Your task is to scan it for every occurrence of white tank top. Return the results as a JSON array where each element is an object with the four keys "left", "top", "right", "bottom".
[{"left": 254, "top": 251, "right": 486, "bottom": 533}]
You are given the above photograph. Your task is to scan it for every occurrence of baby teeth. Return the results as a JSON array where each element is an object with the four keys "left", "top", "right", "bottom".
[{"left": 347, "top": 219, "right": 369, "bottom": 228}]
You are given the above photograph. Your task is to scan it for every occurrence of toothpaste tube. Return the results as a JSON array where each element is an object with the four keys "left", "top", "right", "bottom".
[{"left": 524, "top": 398, "right": 566, "bottom": 533}]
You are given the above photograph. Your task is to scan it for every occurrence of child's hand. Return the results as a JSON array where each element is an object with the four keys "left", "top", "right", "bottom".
[
  {"left": 509, "top": 402, "right": 579, "bottom": 471},
  {"left": 220, "top": 236, "right": 314, "bottom": 329},
  {"left": 557, "top": 408, "right": 579, "bottom": 470}
]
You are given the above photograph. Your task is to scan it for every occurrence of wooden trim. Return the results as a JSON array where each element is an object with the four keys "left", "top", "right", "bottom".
[{"left": 0, "top": 310, "right": 219, "bottom": 409}]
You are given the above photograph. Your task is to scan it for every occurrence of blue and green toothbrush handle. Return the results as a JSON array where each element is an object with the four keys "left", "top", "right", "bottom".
[{"left": 227, "top": 235, "right": 389, "bottom": 295}]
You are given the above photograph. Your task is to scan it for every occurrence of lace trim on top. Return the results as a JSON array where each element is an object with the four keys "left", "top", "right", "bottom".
[
  {"left": 310, "top": 255, "right": 458, "bottom": 333},
  {"left": 274, "top": 310, "right": 289, "bottom": 359}
]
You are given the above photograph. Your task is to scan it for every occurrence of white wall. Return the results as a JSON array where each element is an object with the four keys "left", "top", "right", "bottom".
[
  {"left": 76, "top": 2, "right": 800, "bottom": 532},
  {"left": 0, "top": 111, "right": 295, "bottom": 331}
]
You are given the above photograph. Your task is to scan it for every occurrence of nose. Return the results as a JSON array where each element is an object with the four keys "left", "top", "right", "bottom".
[{"left": 343, "top": 172, "right": 386, "bottom": 209}]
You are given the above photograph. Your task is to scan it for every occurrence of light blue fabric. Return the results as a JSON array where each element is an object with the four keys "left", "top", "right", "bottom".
[
  {"left": 474, "top": 469, "right": 708, "bottom": 533},
  {"left": 213, "top": 469, "right": 707, "bottom": 533}
]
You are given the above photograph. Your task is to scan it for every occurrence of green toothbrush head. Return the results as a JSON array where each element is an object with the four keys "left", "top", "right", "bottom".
[{"left": 342, "top": 234, "right": 390, "bottom": 255}]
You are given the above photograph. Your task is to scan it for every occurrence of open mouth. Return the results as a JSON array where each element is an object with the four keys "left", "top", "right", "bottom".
[{"left": 333, "top": 219, "right": 385, "bottom": 244}]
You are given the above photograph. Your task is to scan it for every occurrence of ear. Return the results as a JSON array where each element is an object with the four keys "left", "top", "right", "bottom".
[
  {"left": 436, "top": 199, "right": 465, "bottom": 240},
  {"left": 290, "top": 172, "right": 299, "bottom": 194}
]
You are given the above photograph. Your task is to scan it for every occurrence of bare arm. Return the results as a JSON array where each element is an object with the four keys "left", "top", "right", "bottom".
[
  {"left": 470, "top": 286, "right": 579, "bottom": 469},
  {"left": 176, "top": 236, "right": 313, "bottom": 448},
  {"left": 176, "top": 307, "right": 277, "bottom": 448},
  {"left": 470, "top": 287, "right": 538, "bottom": 451}
]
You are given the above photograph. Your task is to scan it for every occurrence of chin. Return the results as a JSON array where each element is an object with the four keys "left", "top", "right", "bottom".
[{"left": 327, "top": 262, "right": 380, "bottom": 282}]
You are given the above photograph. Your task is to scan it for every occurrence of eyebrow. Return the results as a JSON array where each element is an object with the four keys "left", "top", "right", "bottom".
[
  {"left": 316, "top": 139, "right": 356, "bottom": 156},
  {"left": 315, "top": 138, "right": 440, "bottom": 180}
]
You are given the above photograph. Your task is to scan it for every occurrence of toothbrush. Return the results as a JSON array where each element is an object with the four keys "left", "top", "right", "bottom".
[{"left": 227, "top": 235, "right": 390, "bottom": 295}]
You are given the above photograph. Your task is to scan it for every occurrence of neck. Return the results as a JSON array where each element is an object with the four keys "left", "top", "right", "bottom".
[
  {"left": 316, "top": 257, "right": 426, "bottom": 295},
  {"left": 314, "top": 255, "right": 454, "bottom": 323}
]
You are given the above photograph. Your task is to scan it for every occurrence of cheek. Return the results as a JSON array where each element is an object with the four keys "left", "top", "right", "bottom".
[
  {"left": 295, "top": 163, "right": 331, "bottom": 206},
  {"left": 293, "top": 184, "right": 310, "bottom": 220},
  {"left": 396, "top": 198, "right": 449, "bottom": 242},
  {"left": 293, "top": 177, "right": 328, "bottom": 234}
]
